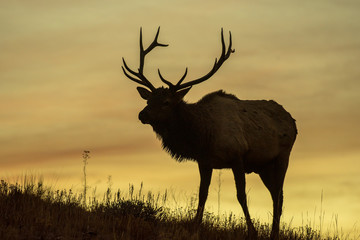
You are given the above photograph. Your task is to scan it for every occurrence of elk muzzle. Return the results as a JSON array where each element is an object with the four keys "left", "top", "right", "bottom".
[{"left": 138, "top": 108, "right": 151, "bottom": 124}]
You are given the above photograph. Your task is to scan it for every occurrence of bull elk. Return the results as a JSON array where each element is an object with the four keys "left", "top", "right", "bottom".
[{"left": 122, "top": 27, "right": 297, "bottom": 240}]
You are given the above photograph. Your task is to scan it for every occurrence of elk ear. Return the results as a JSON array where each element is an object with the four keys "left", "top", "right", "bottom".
[
  {"left": 175, "top": 87, "right": 191, "bottom": 100},
  {"left": 137, "top": 87, "right": 152, "bottom": 100}
]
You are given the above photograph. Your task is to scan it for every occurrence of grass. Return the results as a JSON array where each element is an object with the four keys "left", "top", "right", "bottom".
[
  {"left": 0, "top": 176, "right": 350, "bottom": 240},
  {"left": 0, "top": 151, "right": 356, "bottom": 239}
]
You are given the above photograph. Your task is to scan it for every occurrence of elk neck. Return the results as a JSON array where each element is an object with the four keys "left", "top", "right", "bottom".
[{"left": 151, "top": 100, "right": 210, "bottom": 162}]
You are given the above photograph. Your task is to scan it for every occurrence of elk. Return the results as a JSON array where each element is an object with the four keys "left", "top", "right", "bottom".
[{"left": 122, "top": 27, "right": 297, "bottom": 240}]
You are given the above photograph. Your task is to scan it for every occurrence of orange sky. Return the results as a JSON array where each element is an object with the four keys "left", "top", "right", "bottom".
[{"left": 1, "top": 1, "right": 359, "bottom": 236}]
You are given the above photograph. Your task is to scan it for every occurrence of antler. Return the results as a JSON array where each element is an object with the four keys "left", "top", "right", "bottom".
[
  {"left": 122, "top": 27, "right": 168, "bottom": 91},
  {"left": 159, "top": 28, "right": 234, "bottom": 91}
]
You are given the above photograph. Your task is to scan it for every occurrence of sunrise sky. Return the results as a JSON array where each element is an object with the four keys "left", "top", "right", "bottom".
[{"left": 1, "top": 0, "right": 359, "bottom": 235}]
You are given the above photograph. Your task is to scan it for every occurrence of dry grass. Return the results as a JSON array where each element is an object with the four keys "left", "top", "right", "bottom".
[{"left": 0, "top": 176, "right": 349, "bottom": 240}]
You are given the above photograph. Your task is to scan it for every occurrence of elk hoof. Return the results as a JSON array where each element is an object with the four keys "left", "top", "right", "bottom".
[
  {"left": 247, "top": 227, "right": 258, "bottom": 240},
  {"left": 270, "top": 231, "right": 279, "bottom": 240},
  {"left": 192, "top": 215, "right": 202, "bottom": 226}
]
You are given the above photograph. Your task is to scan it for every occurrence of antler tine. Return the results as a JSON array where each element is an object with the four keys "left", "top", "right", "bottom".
[
  {"left": 158, "top": 67, "right": 188, "bottom": 89},
  {"left": 145, "top": 27, "right": 169, "bottom": 54},
  {"left": 227, "top": 31, "right": 234, "bottom": 57},
  {"left": 221, "top": 28, "right": 226, "bottom": 60},
  {"left": 121, "top": 65, "right": 143, "bottom": 85},
  {"left": 176, "top": 68, "right": 188, "bottom": 87},
  {"left": 158, "top": 69, "right": 174, "bottom": 88},
  {"left": 122, "top": 57, "right": 156, "bottom": 91},
  {"left": 122, "top": 27, "right": 168, "bottom": 92},
  {"left": 174, "top": 28, "right": 235, "bottom": 91},
  {"left": 139, "top": 27, "right": 169, "bottom": 72}
]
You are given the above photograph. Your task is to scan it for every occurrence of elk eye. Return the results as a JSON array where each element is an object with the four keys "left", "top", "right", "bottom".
[{"left": 163, "top": 100, "right": 170, "bottom": 106}]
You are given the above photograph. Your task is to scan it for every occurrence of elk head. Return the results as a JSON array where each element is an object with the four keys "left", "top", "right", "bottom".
[{"left": 122, "top": 27, "right": 234, "bottom": 126}]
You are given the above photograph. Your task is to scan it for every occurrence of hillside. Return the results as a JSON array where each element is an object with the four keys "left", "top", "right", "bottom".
[{"left": 0, "top": 179, "right": 339, "bottom": 240}]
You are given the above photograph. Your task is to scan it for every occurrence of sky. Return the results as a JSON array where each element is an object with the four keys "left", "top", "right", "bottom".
[{"left": 1, "top": 0, "right": 360, "bottom": 236}]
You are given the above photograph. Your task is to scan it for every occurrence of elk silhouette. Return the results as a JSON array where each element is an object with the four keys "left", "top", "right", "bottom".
[{"left": 122, "top": 27, "right": 297, "bottom": 240}]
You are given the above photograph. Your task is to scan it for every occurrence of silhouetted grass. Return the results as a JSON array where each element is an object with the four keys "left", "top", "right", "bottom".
[{"left": 0, "top": 178, "right": 352, "bottom": 240}]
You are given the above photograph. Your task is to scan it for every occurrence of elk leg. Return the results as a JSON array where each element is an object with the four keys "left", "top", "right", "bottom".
[
  {"left": 194, "top": 164, "right": 212, "bottom": 224},
  {"left": 232, "top": 166, "right": 257, "bottom": 238},
  {"left": 259, "top": 155, "right": 289, "bottom": 240}
]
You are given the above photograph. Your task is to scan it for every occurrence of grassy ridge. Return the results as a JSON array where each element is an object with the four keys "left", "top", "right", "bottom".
[{"left": 0, "top": 178, "right": 342, "bottom": 240}]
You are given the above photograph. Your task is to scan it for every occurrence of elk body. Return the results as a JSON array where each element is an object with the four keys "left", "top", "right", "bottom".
[{"left": 122, "top": 27, "right": 297, "bottom": 240}]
